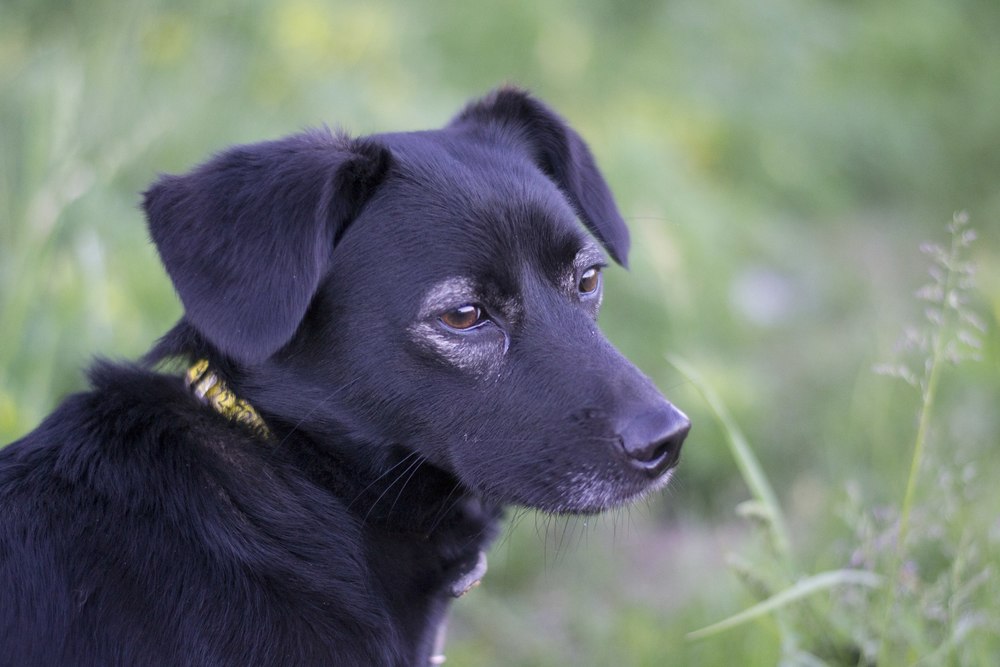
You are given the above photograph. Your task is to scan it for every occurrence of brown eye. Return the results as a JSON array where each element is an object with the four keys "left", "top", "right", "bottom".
[
  {"left": 440, "top": 304, "right": 484, "bottom": 330},
  {"left": 579, "top": 266, "right": 602, "bottom": 294}
]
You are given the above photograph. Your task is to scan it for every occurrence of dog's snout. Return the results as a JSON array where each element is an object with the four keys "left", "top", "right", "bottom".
[{"left": 619, "top": 404, "right": 690, "bottom": 477}]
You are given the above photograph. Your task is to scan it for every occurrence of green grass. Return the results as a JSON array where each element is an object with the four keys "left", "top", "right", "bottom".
[
  {"left": 2, "top": 2, "right": 999, "bottom": 664},
  {"left": 671, "top": 217, "right": 997, "bottom": 664}
]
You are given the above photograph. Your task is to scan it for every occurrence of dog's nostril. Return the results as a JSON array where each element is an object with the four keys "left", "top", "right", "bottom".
[
  {"left": 627, "top": 422, "right": 688, "bottom": 465},
  {"left": 619, "top": 405, "right": 691, "bottom": 478},
  {"left": 635, "top": 434, "right": 675, "bottom": 464}
]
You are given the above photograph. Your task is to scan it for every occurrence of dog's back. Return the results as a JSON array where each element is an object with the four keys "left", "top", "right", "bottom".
[{"left": 1, "top": 363, "right": 419, "bottom": 665}]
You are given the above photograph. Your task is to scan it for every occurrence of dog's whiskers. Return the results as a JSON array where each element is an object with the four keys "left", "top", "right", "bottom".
[
  {"left": 425, "top": 482, "right": 465, "bottom": 535},
  {"left": 493, "top": 507, "right": 530, "bottom": 553},
  {"left": 361, "top": 453, "right": 426, "bottom": 524},
  {"left": 386, "top": 456, "right": 426, "bottom": 518},
  {"left": 465, "top": 436, "right": 621, "bottom": 445},
  {"left": 272, "top": 375, "right": 366, "bottom": 447},
  {"left": 347, "top": 450, "right": 420, "bottom": 511}
]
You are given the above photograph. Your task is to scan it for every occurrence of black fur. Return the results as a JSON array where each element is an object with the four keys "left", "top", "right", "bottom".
[{"left": 0, "top": 88, "right": 689, "bottom": 666}]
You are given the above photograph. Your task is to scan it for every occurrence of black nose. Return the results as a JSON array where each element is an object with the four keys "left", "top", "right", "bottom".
[{"left": 619, "top": 404, "right": 690, "bottom": 478}]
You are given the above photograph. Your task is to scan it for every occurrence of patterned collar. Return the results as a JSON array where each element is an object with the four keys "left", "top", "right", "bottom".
[{"left": 185, "top": 359, "right": 271, "bottom": 439}]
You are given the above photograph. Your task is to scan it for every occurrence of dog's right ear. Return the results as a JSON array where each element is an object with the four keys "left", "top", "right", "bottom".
[
  {"left": 144, "top": 130, "right": 391, "bottom": 365},
  {"left": 451, "top": 87, "right": 631, "bottom": 266}
]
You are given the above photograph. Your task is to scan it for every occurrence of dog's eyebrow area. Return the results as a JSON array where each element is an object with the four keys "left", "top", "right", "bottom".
[
  {"left": 408, "top": 276, "right": 508, "bottom": 377},
  {"left": 551, "top": 239, "right": 605, "bottom": 293},
  {"left": 574, "top": 241, "right": 605, "bottom": 269},
  {"left": 413, "top": 277, "right": 478, "bottom": 319}
]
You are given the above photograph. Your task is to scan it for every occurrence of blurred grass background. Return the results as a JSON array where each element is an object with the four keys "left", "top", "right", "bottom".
[{"left": 2, "top": 0, "right": 999, "bottom": 664}]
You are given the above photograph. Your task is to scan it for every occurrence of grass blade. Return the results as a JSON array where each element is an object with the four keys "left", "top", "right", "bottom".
[
  {"left": 687, "top": 569, "right": 882, "bottom": 641},
  {"left": 667, "top": 355, "right": 792, "bottom": 560}
]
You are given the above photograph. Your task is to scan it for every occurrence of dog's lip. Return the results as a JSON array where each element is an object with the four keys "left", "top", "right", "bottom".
[{"left": 542, "top": 467, "right": 677, "bottom": 515}]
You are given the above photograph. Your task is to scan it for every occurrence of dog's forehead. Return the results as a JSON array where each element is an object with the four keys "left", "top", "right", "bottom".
[{"left": 365, "top": 130, "right": 597, "bottom": 272}]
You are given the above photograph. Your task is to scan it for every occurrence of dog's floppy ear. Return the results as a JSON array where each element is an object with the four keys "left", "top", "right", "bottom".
[
  {"left": 144, "top": 130, "right": 391, "bottom": 364},
  {"left": 451, "top": 87, "right": 630, "bottom": 266}
]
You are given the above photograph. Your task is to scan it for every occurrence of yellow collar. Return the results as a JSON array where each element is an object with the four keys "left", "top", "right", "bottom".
[{"left": 185, "top": 359, "right": 271, "bottom": 439}]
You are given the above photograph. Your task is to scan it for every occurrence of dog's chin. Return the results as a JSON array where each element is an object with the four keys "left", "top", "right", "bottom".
[
  {"left": 473, "top": 467, "right": 676, "bottom": 516},
  {"left": 549, "top": 468, "right": 675, "bottom": 515}
]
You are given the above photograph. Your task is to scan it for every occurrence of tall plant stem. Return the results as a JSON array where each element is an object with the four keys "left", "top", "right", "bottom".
[{"left": 876, "top": 227, "right": 960, "bottom": 666}]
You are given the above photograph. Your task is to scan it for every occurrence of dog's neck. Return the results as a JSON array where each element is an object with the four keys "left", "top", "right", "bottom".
[
  {"left": 264, "top": 407, "right": 501, "bottom": 667},
  {"left": 178, "top": 354, "right": 499, "bottom": 666}
]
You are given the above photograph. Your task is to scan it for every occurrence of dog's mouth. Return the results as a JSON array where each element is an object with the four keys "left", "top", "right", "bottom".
[
  {"left": 550, "top": 459, "right": 680, "bottom": 515},
  {"left": 556, "top": 402, "right": 689, "bottom": 513},
  {"left": 453, "top": 415, "right": 688, "bottom": 516}
]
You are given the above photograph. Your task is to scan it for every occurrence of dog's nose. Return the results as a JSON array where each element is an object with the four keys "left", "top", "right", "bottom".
[{"left": 619, "top": 404, "right": 690, "bottom": 478}]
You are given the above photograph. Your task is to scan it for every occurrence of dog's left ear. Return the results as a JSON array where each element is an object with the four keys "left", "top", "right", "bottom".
[
  {"left": 144, "top": 130, "right": 391, "bottom": 364},
  {"left": 450, "top": 87, "right": 630, "bottom": 266}
]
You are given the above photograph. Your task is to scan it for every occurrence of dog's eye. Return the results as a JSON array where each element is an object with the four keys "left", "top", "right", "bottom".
[
  {"left": 440, "top": 305, "right": 485, "bottom": 331},
  {"left": 578, "top": 266, "right": 602, "bottom": 294}
]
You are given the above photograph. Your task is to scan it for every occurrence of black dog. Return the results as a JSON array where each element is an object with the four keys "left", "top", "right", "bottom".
[{"left": 0, "top": 88, "right": 689, "bottom": 666}]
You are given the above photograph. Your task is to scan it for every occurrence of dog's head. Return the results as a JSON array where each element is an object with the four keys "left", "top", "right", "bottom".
[{"left": 144, "top": 88, "right": 689, "bottom": 513}]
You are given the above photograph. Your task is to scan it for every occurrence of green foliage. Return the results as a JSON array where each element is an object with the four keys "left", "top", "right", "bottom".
[
  {"left": 683, "top": 218, "right": 998, "bottom": 665},
  {"left": 2, "top": 1, "right": 999, "bottom": 665}
]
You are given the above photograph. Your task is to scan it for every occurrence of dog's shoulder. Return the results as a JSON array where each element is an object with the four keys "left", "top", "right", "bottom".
[
  {"left": 1, "top": 360, "right": 253, "bottom": 510},
  {"left": 1, "top": 362, "right": 180, "bottom": 502},
  {"left": 0, "top": 362, "right": 402, "bottom": 666}
]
